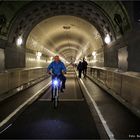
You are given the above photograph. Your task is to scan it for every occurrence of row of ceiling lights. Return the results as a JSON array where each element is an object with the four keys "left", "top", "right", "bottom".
[
  {"left": 16, "top": 33, "right": 111, "bottom": 61},
  {"left": 16, "top": 33, "right": 111, "bottom": 47},
  {"left": 16, "top": 35, "right": 43, "bottom": 60}
]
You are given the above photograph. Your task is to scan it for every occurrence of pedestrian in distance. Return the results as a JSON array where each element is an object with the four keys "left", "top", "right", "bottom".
[
  {"left": 77, "top": 61, "right": 83, "bottom": 78},
  {"left": 82, "top": 58, "right": 88, "bottom": 78}
]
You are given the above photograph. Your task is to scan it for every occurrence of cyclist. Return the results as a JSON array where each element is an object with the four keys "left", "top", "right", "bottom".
[{"left": 47, "top": 55, "right": 67, "bottom": 96}]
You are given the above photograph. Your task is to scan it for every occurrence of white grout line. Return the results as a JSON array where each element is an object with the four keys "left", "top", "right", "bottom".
[
  {"left": 80, "top": 79, "right": 115, "bottom": 140},
  {"left": 0, "top": 81, "right": 51, "bottom": 129}
]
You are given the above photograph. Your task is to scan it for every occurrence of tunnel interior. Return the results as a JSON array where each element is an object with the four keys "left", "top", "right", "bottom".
[
  {"left": 1, "top": 1, "right": 138, "bottom": 71},
  {"left": 26, "top": 15, "right": 104, "bottom": 68},
  {"left": 3, "top": 1, "right": 118, "bottom": 70},
  {"left": 0, "top": 1, "right": 140, "bottom": 139}
]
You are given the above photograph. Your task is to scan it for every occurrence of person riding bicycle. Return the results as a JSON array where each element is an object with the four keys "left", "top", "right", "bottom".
[{"left": 47, "top": 55, "right": 67, "bottom": 94}]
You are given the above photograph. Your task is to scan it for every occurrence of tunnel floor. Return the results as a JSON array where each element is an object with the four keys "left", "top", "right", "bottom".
[
  {"left": 1, "top": 66, "right": 139, "bottom": 139},
  {"left": 0, "top": 68, "right": 100, "bottom": 139}
]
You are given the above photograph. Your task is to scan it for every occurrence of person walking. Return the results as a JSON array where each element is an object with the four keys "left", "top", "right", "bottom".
[
  {"left": 82, "top": 58, "right": 88, "bottom": 77},
  {"left": 77, "top": 61, "right": 83, "bottom": 78}
]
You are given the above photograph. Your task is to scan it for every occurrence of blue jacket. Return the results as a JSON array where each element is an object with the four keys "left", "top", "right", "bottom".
[{"left": 47, "top": 61, "right": 66, "bottom": 75}]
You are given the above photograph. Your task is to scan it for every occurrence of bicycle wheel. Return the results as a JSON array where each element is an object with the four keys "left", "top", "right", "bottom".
[
  {"left": 54, "top": 87, "right": 58, "bottom": 108},
  {"left": 54, "top": 96, "right": 58, "bottom": 108},
  {"left": 51, "top": 86, "right": 55, "bottom": 102}
]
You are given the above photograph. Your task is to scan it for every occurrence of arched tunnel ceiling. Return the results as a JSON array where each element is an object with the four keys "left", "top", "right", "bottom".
[
  {"left": 0, "top": 1, "right": 130, "bottom": 41},
  {"left": 26, "top": 15, "right": 103, "bottom": 62},
  {"left": 7, "top": 1, "right": 115, "bottom": 44},
  {"left": 0, "top": 1, "right": 131, "bottom": 63}
]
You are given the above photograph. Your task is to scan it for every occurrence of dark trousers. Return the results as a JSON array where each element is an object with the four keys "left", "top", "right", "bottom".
[
  {"left": 78, "top": 69, "right": 82, "bottom": 78},
  {"left": 83, "top": 68, "right": 87, "bottom": 77},
  {"left": 60, "top": 75, "right": 66, "bottom": 89}
]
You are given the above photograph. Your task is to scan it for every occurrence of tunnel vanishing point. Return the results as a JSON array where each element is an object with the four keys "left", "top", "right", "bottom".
[{"left": 0, "top": 1, "right": 140, "bottom": 139}]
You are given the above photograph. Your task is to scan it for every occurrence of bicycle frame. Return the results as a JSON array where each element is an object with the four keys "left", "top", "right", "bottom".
[{"left": 52, "top": 77, "right": 61, "bottom": 108}]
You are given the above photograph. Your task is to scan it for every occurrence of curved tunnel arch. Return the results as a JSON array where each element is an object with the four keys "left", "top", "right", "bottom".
[
  {"left": 0, "top": 1, "right": 132, "bottom": 69},
  {"left": 0, "top": 2, "right": 140, "bottom": 136},
  {"left": 26, "top": 15, "right": 104, "bottom": 64},
  {"left": 7, "top": 1, "right": 116, "bottom": 46}
]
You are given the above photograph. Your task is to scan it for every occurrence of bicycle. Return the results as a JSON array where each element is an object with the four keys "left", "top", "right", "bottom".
[{"left": 51, "top": 75, "right": 61, "bottom": 108}]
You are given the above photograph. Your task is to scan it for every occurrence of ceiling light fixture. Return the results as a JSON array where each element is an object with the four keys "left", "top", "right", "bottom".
[
  {"left": 92, "top": 51, "right": 96, "bottom": 60},
  {"left": 16, "top": 36, "right": 23, "bottom": 46},
  {"left": 36, "top": 51, "right": 42, "bottom": 60},
  {"left": 92, "top": 51, "right": 96, "bottom": 56},
  {"left": 104, "top": 34, "right": 111, "bottom": 44}
]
